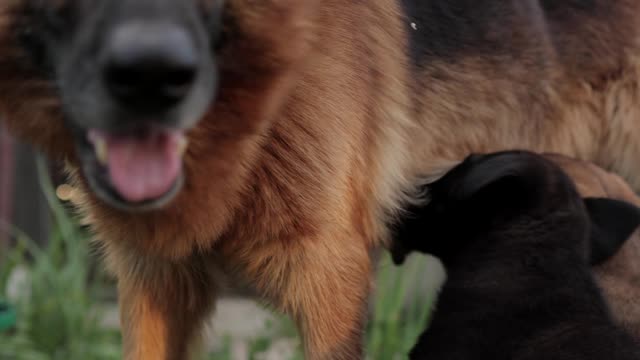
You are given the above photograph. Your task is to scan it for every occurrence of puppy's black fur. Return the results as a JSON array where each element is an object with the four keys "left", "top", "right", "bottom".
[{"left": 392, "top": 151, "right": 640, "bottom": 360}]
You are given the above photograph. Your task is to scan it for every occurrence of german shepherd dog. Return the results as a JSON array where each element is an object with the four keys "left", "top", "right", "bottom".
[
  {"left": 1, "top": 1, "right": 640, "bottom": 359},
  {"left": 391, "top": 151, "right": 640, "bottom": 360}
]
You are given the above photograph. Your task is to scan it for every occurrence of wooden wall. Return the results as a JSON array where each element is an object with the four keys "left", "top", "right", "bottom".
[{"left": 0, "top": 126, "right": 51, "bottom": 248}]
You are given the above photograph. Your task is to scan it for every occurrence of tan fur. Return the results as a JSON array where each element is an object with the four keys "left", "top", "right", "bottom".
[{"left": 2, "top": 1, "right": 640, "bottom": 358}]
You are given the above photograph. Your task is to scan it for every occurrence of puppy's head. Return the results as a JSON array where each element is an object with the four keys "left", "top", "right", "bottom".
[
  {"left": 0, "top": 0, "right": 318, "bottom": 211},
  {"left": 391, "top": 151, "right": 640, "bottom": 266}
]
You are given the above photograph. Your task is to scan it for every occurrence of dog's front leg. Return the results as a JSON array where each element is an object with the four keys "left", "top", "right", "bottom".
[
  {"left": 291, "top": 240, "right": 372, "bottom": 360},
  {"left": 239, "top": 236, "right": 373, "bottom": 360},
  {"left": 115, "top": 254, "right": 217, "bottom": 360}
]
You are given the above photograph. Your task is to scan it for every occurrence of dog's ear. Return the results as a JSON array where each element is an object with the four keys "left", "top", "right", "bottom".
[{"left": 585, "top": 198, "right": 640, "bottom": 265}]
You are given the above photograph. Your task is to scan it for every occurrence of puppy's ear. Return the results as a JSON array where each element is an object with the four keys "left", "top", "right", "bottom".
[
  {"left": 453, "top": 155, "right": 539, "bottom": 205},
  {"left": 585, "top": 198, "right": 640, "bottom": 265}
]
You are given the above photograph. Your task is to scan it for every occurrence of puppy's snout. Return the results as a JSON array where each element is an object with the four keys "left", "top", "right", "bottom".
[{"left": 102, "top": 22, "right": 199, "bottom": 112}]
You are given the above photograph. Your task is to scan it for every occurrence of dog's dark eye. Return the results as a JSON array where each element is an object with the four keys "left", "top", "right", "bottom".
[
  {"left": 35, "top": 0, "right": 75, "bottom": 36},
  {"left": 213, "top": 25, "right": 229, "bottom": 52},
  {"left": 199, "top": 0, "right": 229, "bottom": 52},
  {"left": 214, "top": 9, "right": 239, "bottom": 54}
]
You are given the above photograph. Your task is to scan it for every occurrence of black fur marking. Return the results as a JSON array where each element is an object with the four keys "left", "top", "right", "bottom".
[
  {"left": 400, "top": 0, "right": 543, "bottom": 67},
  {"left": 401, "top": 0, "right": 503, "bottom": 66},
  {"left": 400, "top": 0, "right": 607, "bottom": 74},
  {"left": 540, "top": 0, "right": 599, "bottom": 15}
]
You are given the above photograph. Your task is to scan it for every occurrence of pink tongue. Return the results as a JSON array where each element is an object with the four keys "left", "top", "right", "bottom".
[{"left": 89, "top": 129, "right": 184, "bottom": 203}]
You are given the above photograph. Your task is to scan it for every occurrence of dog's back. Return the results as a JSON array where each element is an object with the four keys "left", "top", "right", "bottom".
[{"left": 392, "top": 151, "right": 640, "bottom": 360}]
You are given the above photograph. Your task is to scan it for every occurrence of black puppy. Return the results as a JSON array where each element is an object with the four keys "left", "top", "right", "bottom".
[{"left": 392, "top": 151, "right": 640, "bottom": 360}]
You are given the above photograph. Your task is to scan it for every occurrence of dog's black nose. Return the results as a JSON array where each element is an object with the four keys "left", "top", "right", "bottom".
[{"left": 103, "top": 23, "right": 199, "bottom": 112}]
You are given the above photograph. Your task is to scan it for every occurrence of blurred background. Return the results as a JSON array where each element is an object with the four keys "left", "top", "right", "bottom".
[{"left": 0, "top": 125, "right": 445, "bottom": 360}]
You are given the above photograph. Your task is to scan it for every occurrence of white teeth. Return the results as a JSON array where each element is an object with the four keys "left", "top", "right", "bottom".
[
  {"left": 178, "top": 137, "right": 189, "bottom": 156},
  {"left": 94, "top": 138, "right": 109, "bottom": 165}
]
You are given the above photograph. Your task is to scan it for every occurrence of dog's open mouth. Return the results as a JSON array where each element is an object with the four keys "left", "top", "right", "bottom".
[{"left": 79, "top": 127, "right": 188, "bottom": 210}]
